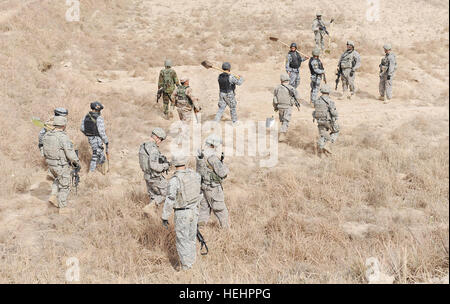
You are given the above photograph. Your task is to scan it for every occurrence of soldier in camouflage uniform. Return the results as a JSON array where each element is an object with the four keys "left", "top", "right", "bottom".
[
  {"left": 42, "top": 116, "right": 80, "bottom": 213},
  {"left": 214, "top": 62, "right": 244, "bottom": 125},
  {"left": 309, "top": 48, "right": 326, "bottom": 103},
  {"left": 379, "top": 44, "right": 397, "bottom": 102},
  {"left": 80, "top": 101, "right": 109, "bottom": 174},
  {"left": 312, "top": 12, "right": 334, "bottom": 51},
  {"left": 38, "top": 107, "right": 68, "bottom": 157},
  {"left": 312, "top": 85, "right": 339, "bottom": 155},
  {"left": 337, "top": 40, "right": 361, "bottom": 100},
  {"left": 196, "top": 134, "right": 230, "bottom": 228},
  {"left": 273, "top": 73, "right": 300, "bottom": 142},
  {"left": 171, "top": 77, "right": 201, "bottom": 123},
  {"left": 158, "top": 59, "right": 180, "bottom": 119},
  {"left": 139, "top": 128, "right": 170, "bottom": 213},
  {"left": 161, "top": 155, "right": 202, "bottom": 270},
  {"left": 285, "top": 43, "right": 308, "bottom": 88}
]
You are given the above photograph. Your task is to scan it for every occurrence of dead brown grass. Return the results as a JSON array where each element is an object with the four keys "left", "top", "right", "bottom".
[{"left": 0, "top": 0, "right": 448, "bottom": 284}]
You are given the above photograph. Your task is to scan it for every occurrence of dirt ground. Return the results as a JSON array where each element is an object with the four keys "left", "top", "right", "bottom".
[{"left": 0, "top": 0, "right": 448, "bottom": 283}]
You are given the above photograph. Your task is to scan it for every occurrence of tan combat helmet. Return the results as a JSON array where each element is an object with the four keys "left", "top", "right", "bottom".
[
  {"left": 383, "top": 44, "right": 392, "bottom": 51},
  {"left": 347, "top": 40, "right": 355, "bottom": 47},
  {"left": 320, "top": 84, "right": 331, "bottom": 94},
  {"left": 164, "top": 59, "right": 172, "bottom": 68},
  {"left": 53, "top": 116, "right": 67, "bottom": 127},
  {"left": 152, "top": 127, "right": 167, "bottom": 140},
  {"left": 180, "top": 77, "right": 189, "bottom": 84},
  {"left": 316, "top": 12, "right": 322, "bottom": 17},
  {"left": 312, "top": 48, "right": 321, "bottom": 56},
  {"left": 172, "top": 155, "right": 187, "bottom": 167},
  {"left": 280, "top": 73, "right": 290, "bottom": 82},
  {"left": 205, "top": 134, "right": 222, "bottom": 147}
]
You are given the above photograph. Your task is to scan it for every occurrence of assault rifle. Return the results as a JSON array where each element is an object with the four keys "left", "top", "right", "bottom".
[
  {"left": 159, "top": 155, "right": 170, "bottom": 174},
  {"left": 281, "top": 84, "right": 301, "bottom": 111},
  {"left": 156, "top": 88, "right": 163, "bottom": 103},
  {"left": 197, "top": 228, "right": 209, "bottom": 255},
  {"left": 71, "top": 150, "right": 81, "bottom": 195},
  {"left": 335, "top": 67, "right": 342, "bottom": 90}
]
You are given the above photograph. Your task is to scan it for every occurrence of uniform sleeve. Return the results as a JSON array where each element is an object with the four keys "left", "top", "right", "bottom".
[
  {"left": 301, "top": 55, "right": 308, "bottom": 62},
  {"left": 96, "top": 116, "right": 108, "bottom": 144},
  {"left": 230, "top": 75, "right": 244, "bottom": 86},
  {"left": 38, "top": 128, "right": 47, "bottom": 147},
  {"left": 149, "top": 146, "right": 168, "bottom": 173},
  {"left": 312, "top": 20, "right": 319, "bottom": 31},
  {"left": 329, "top": 100, "right": 338, "bottom": 119},
  {"left": 209, "top": 155, "right": 229, "bottom": 179},
  {"left": 388, "top": 55, "right": 396, "bottom": 76},
  {"left": 186, "top": 87, "right": 200, "bottom": 111},
  {"left": 172, "top": 70, "right": 180, "bottom": 87},
  {"left": 285, "top": 54, "right": 292, "bottom": 72},
  {"left": 293, "top": 87, "right": 300, "bottom": 99},
  {"left": 353, "top": 52, "right": 361, "bottom": 71},
  {"left": 162, "top": 176, "right": 179, "bottom": 220},
  {"left": 61, "top": 134, "right": 80, "bottom": 165},
  {"left": 273, "top": 87, "right": 279, "bottom": 108},
  {"left": 312, "top": 61, "right": 325, "bottom": 75},
  {"left": 80, "top": 117, "right": 85, "bottom": 133},
  {"left": 158, "top": 70, "right": 163, "bottom": 89}
]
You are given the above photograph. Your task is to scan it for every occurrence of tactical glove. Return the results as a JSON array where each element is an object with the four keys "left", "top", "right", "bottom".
[
  {"left": 349, "top": 70, "right": 354, "bottom": 77},
  {"left": 220, "top": 152, "right": 225, "bottom": 162},
  {"left": 197, "top": 149, "right": 204, "bottom": 159},
  {"left": 162, "top": 219, "right": 169, "bottom": 229},
  {"left": 387, "top": 75, "right": 391, "bottom": 80}
]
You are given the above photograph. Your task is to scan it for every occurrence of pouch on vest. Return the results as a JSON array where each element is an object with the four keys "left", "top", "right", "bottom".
[
  {"left": 139, "top": 143, "right": 151, "bottom": 173},
  {"left": 175, "top": 171, "right": 201, "bottom": 208}
]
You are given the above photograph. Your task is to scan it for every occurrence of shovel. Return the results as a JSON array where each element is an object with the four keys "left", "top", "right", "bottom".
[
  {"left": 269, "top": 37, "right": 310, "bottom": 58},
  {"left": 266, "top": 116, "right": 275, "bottom": 129},
  {"left": 201, "top": 61, "right": 241, "bottom": 79}
]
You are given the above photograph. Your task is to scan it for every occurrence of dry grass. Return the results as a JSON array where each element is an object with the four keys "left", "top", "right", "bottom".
[{"left": 0, "top": 0, "right": 448, "bottom": 283}]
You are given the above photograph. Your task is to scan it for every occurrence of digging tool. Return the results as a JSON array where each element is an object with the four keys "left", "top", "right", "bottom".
[
  {"left": 32, "top": 117, "right": 54, "bottom": 131},
  {"left": 201, "top": 61, "right": 241, "bottom": 79},
  {"left": 268, "top": 37, "right": 310, "bottom": 58}
]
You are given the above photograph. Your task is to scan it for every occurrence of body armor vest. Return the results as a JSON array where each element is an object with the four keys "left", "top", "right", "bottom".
[
  {"left": 218, "top": 73, "right": 235, "bottom": 93},
  {"left": 340, "top": 51, "right": 354, "bottom": 69},
  {"left": 174, "top": 170, "right": 201, "bottom": 208},
  {"left": 196, "top": 155, "right": 223, "bottom": 185},
  {"left": 83, "top": 112, "right": 100, "bottom": 137},
  {"left": 309, "top": 58, "right": 324, "bottom": 76},
  {"left": 289, "top": 52, "right": 301, "bottom": 69},
  {"left": 313, "top": 97, "right": 330, "bottom": 120}
]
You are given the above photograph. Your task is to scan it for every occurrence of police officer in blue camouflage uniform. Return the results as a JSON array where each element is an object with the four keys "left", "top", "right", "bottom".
[
  {"left": 80, "top": 101, "right": 109, "bottom": 174},
  {"left": 214, "top": 62, "right": 244, "bottom": 124},
  {"left": 285, "top": 43, "right": 308, "bottom": 88}
]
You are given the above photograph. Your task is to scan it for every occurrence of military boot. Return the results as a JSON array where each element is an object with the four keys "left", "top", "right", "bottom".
[
  {"left": 97, "top": 162, "right": 106, "bottom": 175},
  {"left": 48, "top": 195, "right": 58, "bottom": 208},
  {"left": 378, "top": 96, "right": 385, "bottom": 101},
  {"left": 278, "top": 132, "right": 286, "bottom": 142}
]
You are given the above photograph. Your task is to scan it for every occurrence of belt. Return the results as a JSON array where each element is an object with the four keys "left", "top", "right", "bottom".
[{"left": 174, "top": 207, "right": 190, "bottom": 211}]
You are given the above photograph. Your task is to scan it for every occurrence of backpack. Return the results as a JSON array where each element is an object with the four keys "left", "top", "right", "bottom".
[{"left": 138, "top": 142, "right": 152, "bottom": 173}]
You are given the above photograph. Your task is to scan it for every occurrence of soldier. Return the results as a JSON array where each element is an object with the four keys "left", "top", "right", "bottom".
[
  {"left": 80, "top": 101, "right": 109, "bottom": 174},
  {"left": 273, "top": 73, "right": 300, "bottom": 142},
  {"left": 379, "top": 44, "right": 397, "bottom": 102},
  {"left": 161, "top": 155, "right": 202, "bottom": 270},
  {"left": 337, "top": 40, "right": 361, "bottom": 100},
  {"left": 214, "top": 62, "right": 244, "bottom": 125},
  {"left": 312, "top": 85, "right": 339, "bottom": 155},
  {"left": 312, "top": 12, "right": 334, "bottom": 51},
  {"left": 171, "top": 77, "right": 201, "bottom": 123},
  {"left": 158, "top": 59, "right": 180, "bottom": 119},
  {"left": 285, "top": 43, "right": 308, "bottom": 88},
  {"left": 309, "top": 48, "right": 326, "bottom": 103},
  {"left": 196, "top": 134, "right": 230, "bottom": 228},
  {"left": 139, "top": 128, "right": 170, "bottom": 213},
  {"left": 42, "top": 116, "right": 80, "bottom": 213},
  {"left": 38, "top": 107, "right": 68, "bottom": 157}
]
